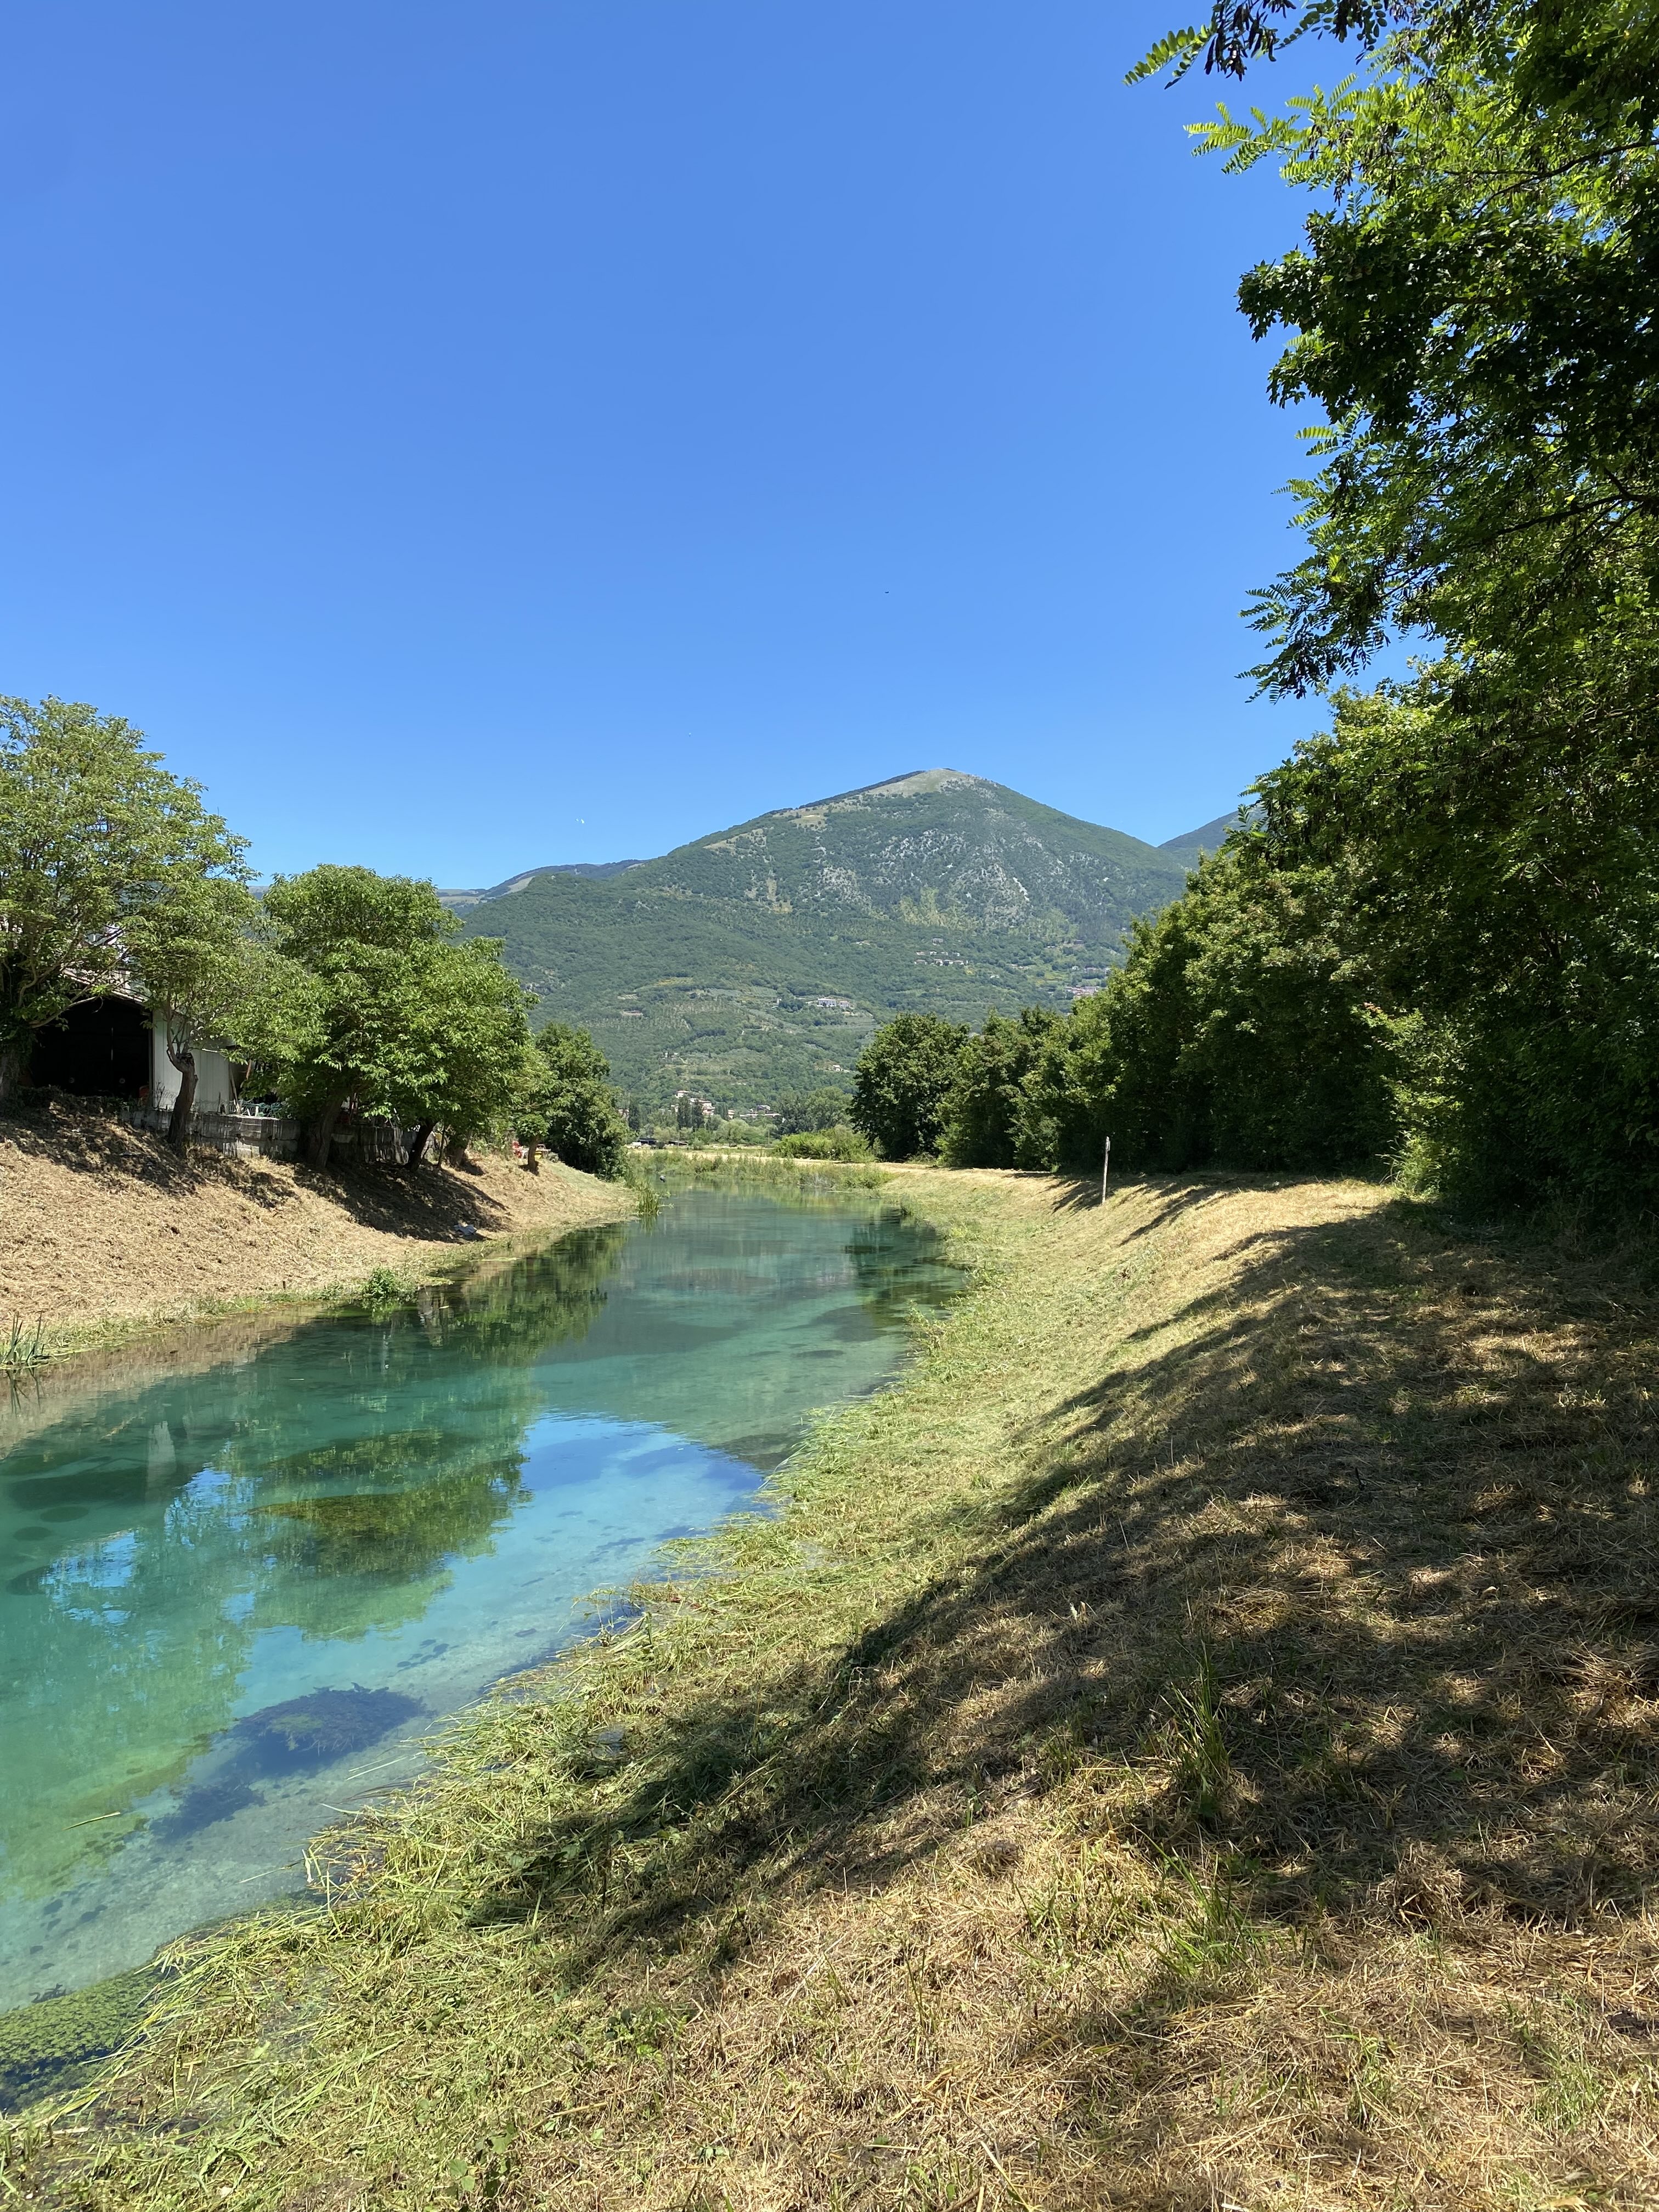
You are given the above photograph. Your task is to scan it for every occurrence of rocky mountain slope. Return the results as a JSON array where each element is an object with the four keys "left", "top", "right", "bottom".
[
  {"left": 460, "top": 771, "right": 1192, "bottom": 1113},
  {"left": 612, "top": 769, "right": 1182, "bottom": 934}
]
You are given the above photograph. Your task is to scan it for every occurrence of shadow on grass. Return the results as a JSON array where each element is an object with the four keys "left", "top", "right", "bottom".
[
  {"left": 312, "top": 1160, "right": 520, "bottom": 1240},
  {"left": 0, "top": 1091, "right": 521, "bottom": 1240},
  {"left": 475, "top": 1193, "right": 1659, "bottom": 1995}
]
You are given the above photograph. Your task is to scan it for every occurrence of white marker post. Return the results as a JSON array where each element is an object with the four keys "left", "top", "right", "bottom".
[{"left": 1101, "top": 1134, "right": 1111, "bottom": 1205}]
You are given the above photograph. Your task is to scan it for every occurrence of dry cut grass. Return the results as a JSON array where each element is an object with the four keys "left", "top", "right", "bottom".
[
  {"left": 9, "top": 1166, "right": 1659, "bottom": 2209},
  {"left": 0, "top": 1093, "right": 630, "bottom": 1346}
]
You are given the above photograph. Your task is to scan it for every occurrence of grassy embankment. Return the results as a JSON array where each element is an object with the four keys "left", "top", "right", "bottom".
[
  {"left": 9, "top": 1161, "right": 1659, "bottom": 2208},
  {"left": 0, "top": 1094, "right": 634, "bottom": 1357}
]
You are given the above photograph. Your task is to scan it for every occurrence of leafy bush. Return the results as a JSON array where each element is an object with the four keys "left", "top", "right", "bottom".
[{"left": 771, "top": 1126, "right": 873, "bottom": 1161}]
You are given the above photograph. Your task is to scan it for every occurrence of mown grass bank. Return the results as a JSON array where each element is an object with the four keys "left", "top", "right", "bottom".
[
  {"left": 9, "top": 1165, "right": 1659, "bottom": 2209},
  {"left": 0, "top": 1094, "right": 635, "bottom": 1359}
]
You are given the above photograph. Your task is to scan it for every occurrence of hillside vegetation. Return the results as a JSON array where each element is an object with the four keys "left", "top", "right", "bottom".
[
  {"left": 458, "top": 771, "right": 1189, "bottom": 1113},
  {"left": 22, "top": 1162, "right": 1659, "bottom": 2209},
  {"left": 1155, "top": 806, "right": 1247, "bottom": 874}
]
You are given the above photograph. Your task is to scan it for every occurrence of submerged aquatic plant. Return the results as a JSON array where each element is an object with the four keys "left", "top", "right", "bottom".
[
  {"left": 0, "top": 1965, "right": 160, "bottom": 2115},
  {"left": 232, "top": 1685, "right": 421, "bottom": 1769},
  {"left": 151, "top": 1774, "right": 266, "bottom": 1843}
]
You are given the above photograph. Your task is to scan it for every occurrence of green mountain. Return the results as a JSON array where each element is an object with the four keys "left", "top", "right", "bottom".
[
  {"left": 1159, "top": 808, "right": 1250, "bottom": 874},
  {"left": 460, "top": 769, "right": 1190, "bottom": 1112},
  {"left": 439, "top": 859, "right": 646, "bottom": 911}
]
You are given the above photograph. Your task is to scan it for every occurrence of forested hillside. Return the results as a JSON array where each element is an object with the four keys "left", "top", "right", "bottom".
[{"left": 459, "top": 771, "right": 1189, "bottom": 1111}]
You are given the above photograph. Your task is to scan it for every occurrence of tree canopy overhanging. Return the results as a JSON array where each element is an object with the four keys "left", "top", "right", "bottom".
[{"left": 1074, "top": 0, "right": 1659, "bottom": 1209}]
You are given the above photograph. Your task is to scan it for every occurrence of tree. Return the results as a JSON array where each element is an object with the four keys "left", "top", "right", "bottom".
[
  {"left": 1131, "top": 2, "right": 1388, "bottom": 86},
  {"left": 1254, "top": 674, "right": 1659, "bottom": 1203},
  {"left": 1019, "top": 840, "right": 1398, "bottom": 1177},
  {"left": 849, "top": 1014, "right": 969, "bottom": 1159},
  {"left": 0, "top": 696, "right": 248, "bottom": 1102},
  {"left": 511, "top": 1047, "right": 556, "bottom": 1172},
  {"left": 250, "top": 868, "right": 458, "bottom": 1170},
  {"left": 396, "top": 939, "right": 535, "bottom": 1171},
  {"left": 1136, "top": 0, "right": 1515, "bottom": 93},
  {"left": 1145, "top": 0, "right": 1659, "bottom": 1209},
  {"left": 530, "top": 1024, "right": 630, "bottom": 1179},
  {"left": 127, "top": 877, "right": 262, "bottom": 1153},
  {"left": 774, "top": 1085, "right": 850, "bottom": 1136},
  {"left": 942, "top": 1008, "right": 1062, "bottom": 1168},
  {"left": 1191, "top": 13, "right": 1659, "bottom": 705}
]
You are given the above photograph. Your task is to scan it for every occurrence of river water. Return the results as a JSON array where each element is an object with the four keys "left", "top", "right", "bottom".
[{"left": 0, "top": 1178, "right": 957, "bottom": 2007}]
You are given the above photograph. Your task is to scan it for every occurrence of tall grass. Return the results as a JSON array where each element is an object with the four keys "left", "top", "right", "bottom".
[
  {"left": 1, "top": 1315, "right": 49, "bottom": 1373},
  {"left": 616, "top": 1153, "right": 661, "bottom": 1220}
]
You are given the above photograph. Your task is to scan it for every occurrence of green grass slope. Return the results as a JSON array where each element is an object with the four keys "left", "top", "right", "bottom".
[{"left": 464, "top": 770, "right": 1187, "bottom": 1110}]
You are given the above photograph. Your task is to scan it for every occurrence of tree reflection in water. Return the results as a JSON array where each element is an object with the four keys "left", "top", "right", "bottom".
[{"left": 0, "top": 1229, "right": 630, "bottom": 1898}]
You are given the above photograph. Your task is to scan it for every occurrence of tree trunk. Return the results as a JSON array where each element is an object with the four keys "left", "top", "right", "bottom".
[
  {"left": 167, "top": 1049, "right": 198, "bottom": 1155},
  {"left": 305, "top": 1098, "right": 344, "bottom": 1171},
  {"left": 405, "top": 1118, "right": 437, "bottom": 1173},
  {"left": 525, "top": 1138, "right": 540, "bottom": 1173},
  {"left": 0, "top": 1034, "right": 25, "bottom": 1105}
]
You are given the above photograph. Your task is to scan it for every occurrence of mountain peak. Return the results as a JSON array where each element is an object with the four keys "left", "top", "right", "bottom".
[
  {"left": 458, "top": 771, "right": 1193, "bottom": 1109},
  {"left": 769, "top": 768, "right": 989, "bottom": 828}
]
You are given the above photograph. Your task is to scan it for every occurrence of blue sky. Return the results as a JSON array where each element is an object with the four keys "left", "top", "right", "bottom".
[{"left": 1, "top": 2, "right": 1335, "bottom": 882}]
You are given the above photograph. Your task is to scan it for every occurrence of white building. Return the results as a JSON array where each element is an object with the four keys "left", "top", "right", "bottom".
[{"left": 148, "top": 1029, "right": 238, "bottom": 1115}]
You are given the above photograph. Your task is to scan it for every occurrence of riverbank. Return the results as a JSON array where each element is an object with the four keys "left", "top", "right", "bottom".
[
  {"left": 0, "top": 1094, "right": 634, "bottom": 1355},
  {"left": 9, "top": 1164, "right": 1659, "bottom": 2208}
]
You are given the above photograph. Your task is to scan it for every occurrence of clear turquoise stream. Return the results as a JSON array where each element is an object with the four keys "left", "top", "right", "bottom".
[{"left": 0, "top": 1181, "right": 958, "bottom": 2007}]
